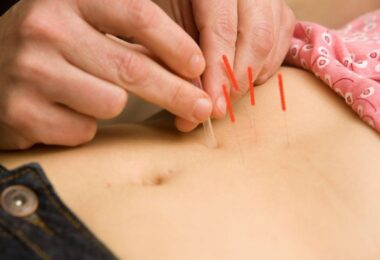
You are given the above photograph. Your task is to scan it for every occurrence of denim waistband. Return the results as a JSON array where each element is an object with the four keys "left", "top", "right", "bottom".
[{"left": 0, "top": 163, "right": 117, "bottom": 260}]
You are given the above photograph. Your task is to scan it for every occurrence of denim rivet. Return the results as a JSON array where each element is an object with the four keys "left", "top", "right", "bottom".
[{"left": 1, "top": 185, "right": 39, "bottom": 217}]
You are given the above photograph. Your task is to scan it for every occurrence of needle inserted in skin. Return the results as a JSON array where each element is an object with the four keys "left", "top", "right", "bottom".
[
  {"left": 192, "top": 77, "right": 218, "bottom": 149},
  {"left": 278, "top": 73, "right": 287, "bottom": 112},
  {"left": 248, "top": 67, "right": 257, "bottom": 143},
  {"left": 222, "top": 55, "right": 240, "bottom": 91},
  {"left": 277, "top": 73, "right": 290, "bottom": 146},
  {"left": 248, "top": 67, "right": 256, "bottom": 106},
  {"left": 222, "top": 84, "right": 236, "bottom": 123}
]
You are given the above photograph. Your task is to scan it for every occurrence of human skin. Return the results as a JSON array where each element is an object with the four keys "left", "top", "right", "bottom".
[
  {"left": 1, "top": 68, "right": 380, "bottom": 259},
  {"left": 0, "top": 0, "right": 295, "bottom": 150},
  {"left": 0, "top": 0, "right": 210, "bottom": 150},
  {"left": 151, "top": 0, "right": 296, "bottom": 131}
]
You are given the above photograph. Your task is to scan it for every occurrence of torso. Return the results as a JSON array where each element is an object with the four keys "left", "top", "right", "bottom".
[{"left": 1, "top": 68, "right": 380, "bottom": 259}]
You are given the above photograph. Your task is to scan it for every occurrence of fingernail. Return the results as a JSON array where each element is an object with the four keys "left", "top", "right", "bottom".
[
  {"left": 189, "top": 54, "right": 204, "bottom": 74},
  {"left": 193, "top": 98, "right": 212, "bottom": 122},
  {"left": 216, "top": 96, "right": 227, "bottom": 117}
]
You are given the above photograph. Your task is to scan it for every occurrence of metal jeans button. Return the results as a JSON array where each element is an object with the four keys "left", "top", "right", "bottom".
[{"left": 1, "top": 185, "right": 39, "bottom": 217}]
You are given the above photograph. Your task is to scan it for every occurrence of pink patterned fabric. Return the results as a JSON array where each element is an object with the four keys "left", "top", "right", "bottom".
[{"left": 286, "top": 10, "right": 380, "bottom": 132}]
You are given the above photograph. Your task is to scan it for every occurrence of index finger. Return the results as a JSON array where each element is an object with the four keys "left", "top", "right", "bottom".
[
  {"left": 78, "top": 0, "right": 205, "bottom": 79},
  {"left": 192, "top": 0, "right": 238, "bottom": 118}
]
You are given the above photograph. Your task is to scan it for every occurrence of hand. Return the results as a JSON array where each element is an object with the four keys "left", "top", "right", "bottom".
[
  {"left": 153, "top": 0, "right": 295, "bottom": 132},
  {"left": 0, "top": 0, "right": 213, "bottom": 150}
]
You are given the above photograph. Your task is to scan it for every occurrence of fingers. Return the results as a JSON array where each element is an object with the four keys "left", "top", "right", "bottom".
[
  {"left": 10, "top": 44, "right": 128, "bottom": 120},
  {"left": 61, "top": 22, "right": 212, "bottom": 124},
  {"left": 192, "top": 0, "right": 238, "bottom": 118},
  {"left": 4, "top": 94, "right": 98, "bottom": 147},
  {"left": 0, "top": 125, "right": 33, "bottom": 150},
  {"left": 234, "top": 0, "right": 296, "bottom": 95},
  {"left": 256, "top": 3, "right": 296, "bottom": 84},
  {"left": 78, "top": 0, "right": 205, "bottom": 78},
  {"left": 253, "top": 1, "right": 282, "bottom": 83},
  {"left": 36, "top": 60, "right": 128, "bottom": 120},
  {"left": 233, "top": 0, "right": 275, "bottom": 100},
  {"left": 106, "top": 34, "right": 155, "bottom": 59},
  {"left": 175, "top": 117, "right": 199, "bottom": 133},
  {"left": 36, "top": 104, "right": 98, "bottom": 147}
]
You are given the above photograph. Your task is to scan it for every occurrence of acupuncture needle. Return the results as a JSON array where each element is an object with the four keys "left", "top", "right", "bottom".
[
  {"left": 277, "top": 73, "right": 290, "bottom": 146},
  {"left": 247, "top": 66, "right": 257, "bottom": 144},
  {"left": 192, "top": 77, "right": 218, "bottom": 149}
]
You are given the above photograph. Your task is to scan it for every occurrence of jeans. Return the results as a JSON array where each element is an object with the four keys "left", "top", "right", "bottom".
[{"left": 0, "top": 163, "right": 117, "bottom": 260}]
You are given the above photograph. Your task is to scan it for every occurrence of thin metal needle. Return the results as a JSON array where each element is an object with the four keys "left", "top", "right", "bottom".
[{"left": 192, "top": 77, "right": 218, "bottom": 149}]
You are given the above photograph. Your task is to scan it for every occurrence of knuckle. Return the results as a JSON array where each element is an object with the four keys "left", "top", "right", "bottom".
[
  {"left": 19, "top": 8, "right": 40, "bottom": 37},
  {"left": 115, "top": 52, "right": 146, "bottom": 85},
  {"left": 20, "top": 8, "right": 57, "bottom": 40},
  {"left": 13, "top": 52, "right": 31, "bottom": 72},
  {"left": 168, "top": 84, "right": 185, "bottom": 109},
  {"left": 4, "top": 96, "right": 32, "bottom": 131},
  {"left": 13, "top": 52, "right": 47, "bottom": 80},
  {"left": 128, "top": 0, "right": 158, "bottom": 30}
]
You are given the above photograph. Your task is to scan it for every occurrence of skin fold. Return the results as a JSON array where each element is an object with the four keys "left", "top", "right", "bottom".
[{"left": 1, "top": 68, "right": 380, "bottom": 259}]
